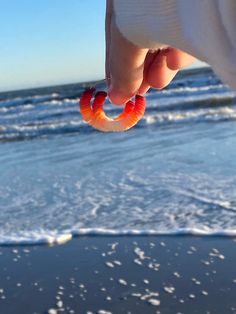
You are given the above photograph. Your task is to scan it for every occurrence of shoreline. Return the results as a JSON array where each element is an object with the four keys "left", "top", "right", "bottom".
[{"left": 2, "top": 228, "right": 236, "bottom": 247}]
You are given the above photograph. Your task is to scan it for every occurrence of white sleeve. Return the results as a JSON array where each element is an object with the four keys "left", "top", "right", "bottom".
[{"left": 113, "top": 0, "right": 236, "bottom": 89}]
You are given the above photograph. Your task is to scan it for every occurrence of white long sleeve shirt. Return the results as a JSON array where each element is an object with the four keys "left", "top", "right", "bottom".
[{"left": 113, "top": 0, "right": 236, "bottom": 89}]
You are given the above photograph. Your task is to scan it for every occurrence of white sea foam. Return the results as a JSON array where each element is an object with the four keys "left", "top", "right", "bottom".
[
  {"left": 0, "top": 231, "right": 72, "bottom": 245},
  {"left": 160, "top": 84, "right": 234, "bottom": 95},
  {"left": 1, "top": 228, "right": 236, "bottom": 246},
  {"left": 143, "top": 106, "right": 236, "bottom": 126},
  {"left": 71, "top": 228, "right": 236, "bottom": 237},
  {"left": 4, "top": 120, "right": 83, "bottom": 132}
]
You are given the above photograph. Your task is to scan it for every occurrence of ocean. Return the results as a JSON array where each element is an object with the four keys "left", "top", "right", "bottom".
[{"left": 1, "top": 67, "right": 236, "bottom": 245}]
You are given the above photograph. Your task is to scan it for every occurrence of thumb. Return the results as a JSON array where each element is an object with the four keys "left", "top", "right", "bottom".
[{"left": 107, "top": 19, "right": 148, "bottom": 105}]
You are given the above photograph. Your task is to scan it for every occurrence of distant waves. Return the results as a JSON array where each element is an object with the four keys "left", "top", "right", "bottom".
[{"left": 0, "top": 68, "right": 236, "bottom": 142}]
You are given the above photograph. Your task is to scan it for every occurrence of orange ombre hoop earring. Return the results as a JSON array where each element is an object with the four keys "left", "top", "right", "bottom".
[{"left": 79, "top": 89, "right": 146, "bottom": 132}]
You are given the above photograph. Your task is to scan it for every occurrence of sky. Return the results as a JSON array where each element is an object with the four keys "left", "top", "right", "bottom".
[
  {"left": 0, "top": 0, "right": 205, "bottom": 92},
  {"left": 0, "top": 0, "right": 106, "bottom": 91}
]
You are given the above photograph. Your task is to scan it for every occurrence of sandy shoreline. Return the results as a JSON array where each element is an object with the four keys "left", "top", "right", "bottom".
[{"left": 0, "top": 235, "right": 236, "bottom": 314}]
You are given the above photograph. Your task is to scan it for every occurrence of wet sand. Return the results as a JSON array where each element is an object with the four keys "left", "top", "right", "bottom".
[{"left": 0, "top": 236, "right": 236, "bottom": 314}]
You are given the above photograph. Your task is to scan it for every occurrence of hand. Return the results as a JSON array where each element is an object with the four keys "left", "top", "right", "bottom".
[{"left": 106, "top": 0, "right": 196, "bottom": 105}]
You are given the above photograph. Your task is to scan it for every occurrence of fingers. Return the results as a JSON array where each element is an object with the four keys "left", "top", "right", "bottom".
[
  {"left": 146, "top": 50, "right": 179, "bottom": 89},
  {"left": 165, "top": 48, "right": 196, "bottom": 70},
  {"left": 108, "top": 21, "right": 148, "bottom": 104},
  {"left": 138, "top": 51, "right": 156, "bottom": 95},
  {"left": 106, "top": 14, "right": 148, "bottom": 104},
  {"left": 143, "top": 48, "right": 196, "bottom": 90}
]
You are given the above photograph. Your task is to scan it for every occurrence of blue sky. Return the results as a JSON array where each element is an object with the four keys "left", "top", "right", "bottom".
[
  {"left": 0, "top": 0, "right": 205, "bottom": 92},
  {"left": 0, "top": 0, "right": 106, "bottom": 91}
]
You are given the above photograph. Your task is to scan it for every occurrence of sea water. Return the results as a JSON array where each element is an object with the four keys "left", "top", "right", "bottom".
[{"left": 1, "top": 67, "right": 236, "bottom": 244}]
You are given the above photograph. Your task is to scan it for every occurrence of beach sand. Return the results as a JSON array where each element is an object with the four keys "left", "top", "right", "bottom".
[{"left": 0, "top": 236, "right": 236, "bottom": 314}]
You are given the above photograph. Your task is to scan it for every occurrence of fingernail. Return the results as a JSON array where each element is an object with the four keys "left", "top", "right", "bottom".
[
  {"left": 138, "top": 87, "right": 150, "bottom": 95},
  {"left": 108, "top": 85, "right": 125, "bottom": 105}
]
